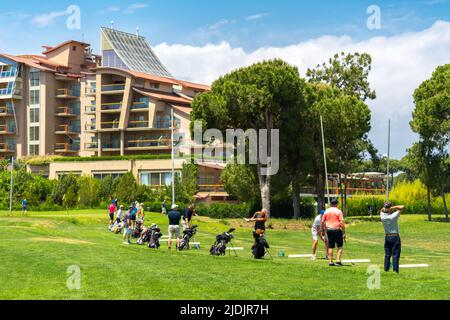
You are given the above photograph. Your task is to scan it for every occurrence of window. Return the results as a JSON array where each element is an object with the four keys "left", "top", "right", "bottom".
[
  {"left": 29, "top": 126, "right": 39, "bottom": 141},
  {"left": 29, "top": 71, "right": 40, "bottom": 87},
  {"left": 29, "top": 144, "right": 39, "bottom": 156},
  {"left": 29, "top": 90, "right": 40, "bottom": 105},
  {"left": 92, "top": 172, "right": 125, "bottom": 180},
  {"left": 30, "top": 108, "right": 39, "bottom": 123},
  {"left": 140, "top": 171, "right": 181, "bottom": 187},
  {"left": 72, "top": 46, "right": 77, "bottom": 51},
  {"left": 149, "top": 82, "right": 159, "bottom": 89}
]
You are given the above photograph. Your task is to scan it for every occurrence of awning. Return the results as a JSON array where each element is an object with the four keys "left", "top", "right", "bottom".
[
  {"left": 170, "top": 104, "right": 192, "bottom": 115},
  {"left": 133, "top": 87, "right": 191, "bottom": 105}
]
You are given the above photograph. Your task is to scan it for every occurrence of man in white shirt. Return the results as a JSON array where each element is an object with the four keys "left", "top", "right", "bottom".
[
  {"left": 311, "top": 210, "right": 328, "bottom": 260},
  {"left": 380, "top": 201, "right": 405, "bottom": 273}
]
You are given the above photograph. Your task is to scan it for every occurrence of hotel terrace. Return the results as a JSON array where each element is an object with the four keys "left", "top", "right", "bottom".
[{"left": 0, "top": 27, "right": 228, "bottom": 200}]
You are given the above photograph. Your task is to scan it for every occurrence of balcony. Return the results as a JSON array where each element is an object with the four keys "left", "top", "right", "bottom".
[
  {"left": 0, "top": 68, "right": 17, "bottom": 79},
  {"left": 85, "top": 105, "right": 96, "bottom": 114},
  {"left": 100, "top": 102, "right": 122, "bottom": 112},
  {"left": 55, "top": 124, "right": 80, "bottom": 135},
  {"left": 126, "top": 138, "right": 171, "bottom": 149},
  {"left": 0, "top": 87, "right": 22, "bottom": 98},
  {"left": 0, "top": 124, "right": 15, "bottom": 134},
  {"left": 85, "top": 123, "right": 97, "bottom": 131},
  {"left": 56, "top": 88, "right": 80, "bottom": 99},
  {"left": 130, "top": 101, "right": 149, "bottom": 111},
  {"left": 128, "top": 120, "right": 149, "bottom": 129},
  {"left": 100, "top": 121, "right": 120, "bottom": 130},
  {"left": 0, "top": 143, "right": 15, "bottom": 153},
  {"left": 102, "top": 141, "right": 120, "bottom": 150},
  {"left": 0, "top": 106, "right": 14, "bottom": 117},
  {"left": 85, "top": 142, "right": 98, "bottom": 150},
  {"left": 55, "top": 106, "right": 79, "bottom": 117},
  {"left": 101, "top": 84, "right": 125, "bottom": 93},
  {"left": 197, "top": 185, "right": 226, "bottom": 193},
  {"left": 54, "top": 143, "right": 80, "bottom": 154},
  {"left": 85, "top": 86, "right": 97, "bottom": 95}
]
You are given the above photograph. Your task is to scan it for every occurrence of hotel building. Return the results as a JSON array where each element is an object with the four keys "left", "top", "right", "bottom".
[{"left": 0, "top": 28, "right": 227, "bottom": 200}]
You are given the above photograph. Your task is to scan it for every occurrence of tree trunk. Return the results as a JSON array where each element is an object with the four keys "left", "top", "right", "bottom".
[
  {"left": 292, "top": 181, "right": 301, "bottom": 219},
  {"left": 442, "top": 188, "right": 449, "bottom": 222},
  {"left": 316, "top": 174, "right": 325, "bottom": 213},
  {"left": 426, "top": 185, "right": 432, "bottom": 222}
]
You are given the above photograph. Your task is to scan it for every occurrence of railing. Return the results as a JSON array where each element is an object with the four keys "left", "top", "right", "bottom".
[
  {"left": 197, "top": 185, "right": 226, "bottom": 193},
  {"left": 101, "top": 102, "right": 122, "bottom": 111},
  {"left": 56, "top": 107, "right": 80, "bottom": 116},
  {"left": 131, "top": 101, "right": 149, "bottom": 110},
  {"left": 0, "top": 124, "right": 15, "bottom": 133},
  {"left": 85, "top": 105, "right": 96, "bottom": 113},
  {"left": 54, "top": 143, "right": 80, "bottom": 152},
  {"left": 85, "top": 123, "right": 97, "bottom": 131},
  {"left": 128, "top": 120, "right": 149, "bottom": 128},
  {"left": 85, "top": 142, "right": 98, "bottom": 149},
  {"left": 55, "top": 124, "right": 80, "bottom": 133},
  {"left": 0, "top": 68, "right": 17, "bottom": 78},
  {"left": 101, "top": 121, "right": 120, "bottom": 129},
  {"left": 0, "top": 143, "right": 15, "bottom": 152},
  {"left": 155, "top": 119, "right": 172, "bottom": 129},
  {"left": 102, "top": 142, "right": 120, "bottom": 149},
  {"left": 126, "top": 139, "right": 171, "bottom": 148},
  {"left": 299, "top": 187, "right": 386, "bottom": 196},
  {"left": 86, "top": 87, "right": 97, "bottom": 94},
  {"left": 101, "top": 84, "right": 125, "bottom": 92},
  {"left": 56, "top": 88, "right": 80, "bottom": 97},
  {"left": 0, "top": 106, "right": 14, "bottom": 116}
]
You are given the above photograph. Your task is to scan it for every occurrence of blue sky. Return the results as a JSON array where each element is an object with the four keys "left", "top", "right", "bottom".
[
  {"left": 1, "top": 0, "right": 449, "bottom": 53},
  {"left": 1, "top": 0, "right": 449, "bottom": 158}
]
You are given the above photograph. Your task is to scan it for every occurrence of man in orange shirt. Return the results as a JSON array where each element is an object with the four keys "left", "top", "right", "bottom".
[{"left": 321, "top": 199, "right": 346, "bottom": 266}]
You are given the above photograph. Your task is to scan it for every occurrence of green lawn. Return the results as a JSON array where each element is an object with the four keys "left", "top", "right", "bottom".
[{"left": 0, "top": 210, "right": 449, "bottom": 300}]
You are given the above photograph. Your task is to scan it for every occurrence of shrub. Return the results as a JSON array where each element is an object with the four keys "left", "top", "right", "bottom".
[
  {"left": 196, "top": 203, "right": 252, "bottom": 219},
  {"left": 77, "top": 176, "right": 101, "bottom": 208}
]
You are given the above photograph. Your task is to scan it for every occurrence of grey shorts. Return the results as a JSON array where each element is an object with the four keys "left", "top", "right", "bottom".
[{"left": 168, "top": 225, "right": 180, "bottom": 239}]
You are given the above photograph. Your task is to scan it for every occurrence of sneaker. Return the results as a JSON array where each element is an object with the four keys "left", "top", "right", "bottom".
[
  {"left": 123, "top": 242, "right": 129, "bottom": 245},
  {"left": 329, "top": 262, "right": 336, "bottom": 267},
  {"left": 336, "top": 261, "right": 343, "bottom": 266},
  {"left": 311, "top": 255, "right": 317, "bottom": 261}
]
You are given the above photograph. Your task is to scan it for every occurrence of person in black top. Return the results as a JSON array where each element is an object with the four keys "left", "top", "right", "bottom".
[
  {"left": 245, "top": 209, "right": 268, "bottom": 235},
  {"left": 182, "top": 204, "right": 197, "bottom": 231},
  {"left": 168, "top": 204, "right": 181, "bottom": 249}
]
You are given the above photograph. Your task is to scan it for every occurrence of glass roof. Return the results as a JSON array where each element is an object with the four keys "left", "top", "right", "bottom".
[{"left": 101, "top": 27, "right": 172, "bottom": 78}]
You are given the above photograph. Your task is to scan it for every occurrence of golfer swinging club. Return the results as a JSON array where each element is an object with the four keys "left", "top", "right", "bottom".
[
  {"left": 321, "top": 199, "right": 346, "bottom": 266},
  {"left": 245, "top": 208, "right": 268, "bottom": 236},
  {"left": 381, "top": 201, "right": 405, "bottom": 273}
]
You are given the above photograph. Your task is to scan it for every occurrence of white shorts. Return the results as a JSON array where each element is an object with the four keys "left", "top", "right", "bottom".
[
  {"left": 168, "top": 225, "right": 180, "bottom": 239},
  {"left": 311, "top": 228, "right": 319, "bottom": 241}
]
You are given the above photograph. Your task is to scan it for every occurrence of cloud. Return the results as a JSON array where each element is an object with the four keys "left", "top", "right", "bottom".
[
  {"left": 154, "top": 21, "right": 450, "bottom": 157},
  {"left": 32, "top": 11, "right": 67, "bottom": 27},
  {"left": 123, "top": 3, "right": 148, "bottom": 14},
  {"left": 207, "top": 19, "right": 235, "bottom": 30},
  {"left": 246, "top": 13, "right": 271, "bottom": 21},
  {"left": 108, "top": 6, "right": 121, "bottom": 12}
]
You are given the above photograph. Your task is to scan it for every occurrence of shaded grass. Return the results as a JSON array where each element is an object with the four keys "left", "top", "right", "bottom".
[{"left": 0, "top": 210, "right": 448, "bottom": 300}]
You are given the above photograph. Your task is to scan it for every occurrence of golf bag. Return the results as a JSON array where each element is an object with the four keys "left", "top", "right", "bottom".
[
  {"left": 148, "top": 225, "right": 162, "bottom": 249},
  {"left": 252, "top": 232, "right": 269, "bottom": 259},
  {"left": 136, "top": 227, "right": 151, "bottom": 245},
  {"left": 109, "top": 221, "right": 123, "bottom": 234},
  {"left": 132, "top": 221, "right": 143, "bottom": 238},
  {"left": 210, "top": 228, "right": 236, "bottom": 256},
  {"left": 178, "top": 225, "right": 198, "bottom": 251}
]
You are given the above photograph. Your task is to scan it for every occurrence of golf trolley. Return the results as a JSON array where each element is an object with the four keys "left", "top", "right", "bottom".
[
  {"left": 210, "top": 228, "right": 238, "bottom": 257},
  {"left": 178, "top": 225, "right": 198, "bottom": 251},
  {"left": 252, "top": 231, "right": 272, "bottom": 260}
]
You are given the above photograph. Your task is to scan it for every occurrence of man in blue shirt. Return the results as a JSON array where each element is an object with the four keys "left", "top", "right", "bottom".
[
  {"left": 182, "top": 204, "right": 197, "bottom": 231},
  {"left": 130, "top": 202, "right": 138, "bottom": 229},
  {"left": 21, "top": 199, "right": 28, "bottom": 215},
  {"left": 381, "top": 201, "right": 405, "bottom": 273},
  {"left": 168, "top": 204, "right": 181, "bottom": 250}
]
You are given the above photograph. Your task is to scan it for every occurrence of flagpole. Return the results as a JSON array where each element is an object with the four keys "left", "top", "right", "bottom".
[
  {"left": 320, "top": 116, "right": 331, "bottom": 206},
  {"left": 171, "top": 107, "right": 175, "bottom": 205},
  {"left": 386, "top": 119, "right": 391, "bottom": 201},
  {"left": 9, "top": 156, "right": 14, "bottom": 214}
]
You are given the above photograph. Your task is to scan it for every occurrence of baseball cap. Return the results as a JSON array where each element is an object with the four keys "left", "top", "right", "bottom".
[
  {"left": 171, "top": 204, "right": 179, "bottom": 210},
  {"left": 384, "top": 201, "right": 393, "bottom": 209}
]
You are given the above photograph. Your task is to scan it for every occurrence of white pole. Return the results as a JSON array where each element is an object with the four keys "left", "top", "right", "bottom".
[
  {"left": 386, "top": 119, "right": 391, "bottom": 201},
  {"left": 9, "top": 156, "right": 14, "bottom": 213},
  {"left": 320, "top": 116, "right": 331, "bottom": 206},
  {"left": 171, "top": 107, "right": 175, "bottom": 205}
]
